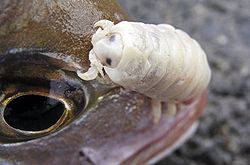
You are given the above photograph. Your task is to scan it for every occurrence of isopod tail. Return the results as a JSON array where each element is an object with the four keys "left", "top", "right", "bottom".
[
  {"left": 159, "top": 29, "right": 211, "bottom": 101},
  {"left": 161, "top": 28, "right": 210, "bottom": 102},
  {"left": 130, "top": 23, "right": 211, "bottom": 102}
]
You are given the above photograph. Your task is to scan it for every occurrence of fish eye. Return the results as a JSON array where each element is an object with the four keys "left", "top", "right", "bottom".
[{"left": 0, "top": 50, "right": 90, "bottom": 143}]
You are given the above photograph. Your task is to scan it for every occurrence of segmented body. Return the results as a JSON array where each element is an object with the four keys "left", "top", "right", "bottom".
[{"left": 77, "top": 20, "right": 211, "bottom": 102}]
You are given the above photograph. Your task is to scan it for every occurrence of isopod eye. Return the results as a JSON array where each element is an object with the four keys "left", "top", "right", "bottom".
[
  {"left": 105, "top": 58, "right": 112, "bottom": 66},
  {"left": 93, "top": 33, "right": 123, "bottom": 68},
  {"left": 109, "top": 35, "right": 116, "bottom": 42}
]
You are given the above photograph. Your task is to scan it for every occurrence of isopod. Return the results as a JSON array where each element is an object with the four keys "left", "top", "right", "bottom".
[{"left": 77, "top": 20, "right": 211, "bottom": 102}]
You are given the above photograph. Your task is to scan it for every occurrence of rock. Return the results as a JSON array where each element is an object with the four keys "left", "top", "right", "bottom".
[{"left": 118, "top": 0, "right": 250, "bottom": 164}]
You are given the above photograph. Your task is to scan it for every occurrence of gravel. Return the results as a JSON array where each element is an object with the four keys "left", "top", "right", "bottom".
[{"left": 118, "top": 0, "right": 250, "bottom": 164}]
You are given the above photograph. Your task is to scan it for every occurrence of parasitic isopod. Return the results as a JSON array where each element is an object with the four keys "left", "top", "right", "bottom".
[{"left": 77, "top": 20, "right": 211, "bottom": 102}]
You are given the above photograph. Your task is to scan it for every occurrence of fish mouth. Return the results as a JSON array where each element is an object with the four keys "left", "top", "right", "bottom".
[{"left": 0, "top": 49, "right": 90, "bottom": 143}]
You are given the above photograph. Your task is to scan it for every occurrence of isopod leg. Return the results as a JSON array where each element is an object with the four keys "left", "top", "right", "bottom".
[
  {"left": 77, "top": 50, "right": 104, "bottom": 81},
  {"left": 94, "top": 20, "right": 114, "bottom": 29},
  {"left": 77, "top": 66, "right": 99, "bottom": 81},
  {"left": 92, "top": 20, "right": 115, "bottom": 44},
  {"left": 151, "top": 99, "right": 162, "bottom": 123}
]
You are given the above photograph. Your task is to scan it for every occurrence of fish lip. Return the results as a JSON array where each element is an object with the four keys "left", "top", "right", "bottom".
[
  {"left": 146, "top": 122, "right": 199, "bottom": 165},
  {"left": 127, "top": 93, "right": 207, "bottom": 164}
]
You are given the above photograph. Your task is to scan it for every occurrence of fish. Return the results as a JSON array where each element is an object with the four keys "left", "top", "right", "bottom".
[{"left": 0, "top": 0, "right": 208, "bottom": 164}]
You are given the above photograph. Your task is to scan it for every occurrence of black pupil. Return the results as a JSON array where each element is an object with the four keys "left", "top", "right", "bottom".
[
  {"left": 4, "top": 95, "right": 64, "bottom": 131},
  {"left": 106, "top": 58, "right": 112, "bottom": 66}
]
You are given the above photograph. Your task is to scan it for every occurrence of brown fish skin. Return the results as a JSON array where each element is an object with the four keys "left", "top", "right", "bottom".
[
  {"left": 0, "top": 0, "right": 128, "bottom": 67},
  {"left": 0, "top": 0, "right": 207, "bottom": 164}
]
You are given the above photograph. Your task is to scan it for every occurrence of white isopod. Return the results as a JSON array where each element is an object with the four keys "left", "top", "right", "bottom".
[{"left": 77, "top": 20, "right": 211, "bottom": 102}]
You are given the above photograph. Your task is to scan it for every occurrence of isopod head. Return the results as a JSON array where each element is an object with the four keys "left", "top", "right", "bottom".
[
  {"left": 77, "top": 20, "right": 151, "bottom": 86},
  {"left": 92, "top": 33, "right": 123, "bottom": 68},
  {"left": 77, "top": 20, "right": 124, "bottom": 80}
]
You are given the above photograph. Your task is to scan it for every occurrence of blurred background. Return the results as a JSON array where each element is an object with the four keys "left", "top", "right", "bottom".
[{"left": 118, "top": 0, "right": 250, "bottom": 164}]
